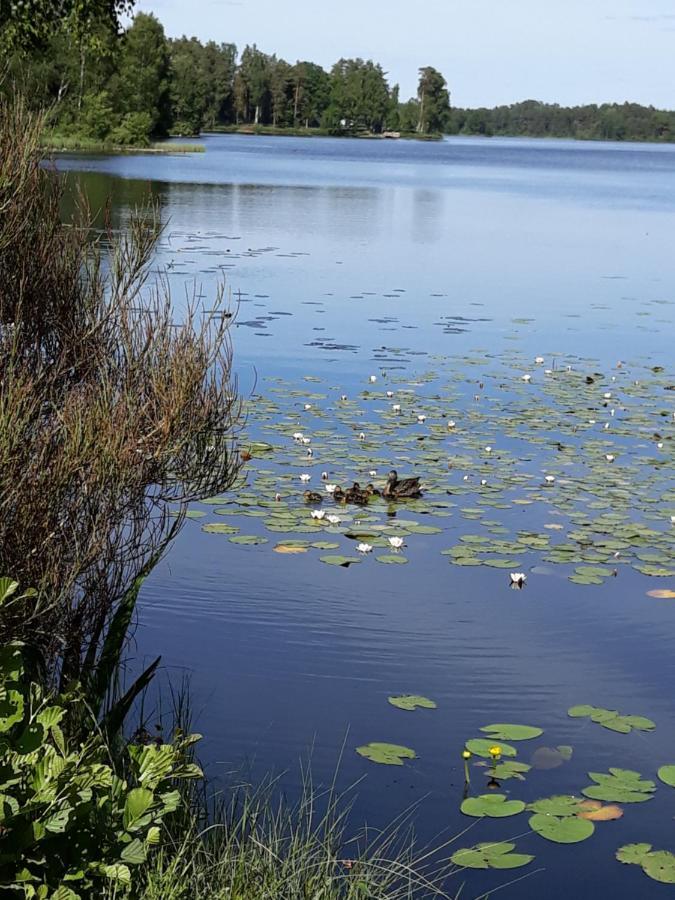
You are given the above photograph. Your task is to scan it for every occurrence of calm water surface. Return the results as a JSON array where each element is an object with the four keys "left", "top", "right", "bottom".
[{"left": 59, "top": 135, "right": 675, "bottom": 898}]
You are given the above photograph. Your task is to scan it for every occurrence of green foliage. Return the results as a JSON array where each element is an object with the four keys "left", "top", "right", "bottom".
[
  {"left": 416, "top": 67, "right": 450, "bottom": 134},
  {"left": 451, "top": 841, "right": 534, "bottom": 870},
  {"left": 582, "top": 768, "right": 656, "bottom": 803},
  {"left": 0, "top": 640, "right": 201, "bottom": 896},
  {"left": 355, "top": 742, "right": 417, "bottom": 765},
  {"left": 387, "top": 694, "right": 437, "bottom": 711},
  {"left": 617, "top": 844, "right": 675, "bottom": 884},
  {"left": 529, "top": 814, "right": 595, "bottom": 844},
  {"left": 460, "top": 794, "right": 526, "bottom": 818}
]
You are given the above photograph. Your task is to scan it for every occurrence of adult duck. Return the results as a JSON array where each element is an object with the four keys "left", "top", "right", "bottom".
[{"left": 383, "top": 470, "right": 422, "bottom": 500}]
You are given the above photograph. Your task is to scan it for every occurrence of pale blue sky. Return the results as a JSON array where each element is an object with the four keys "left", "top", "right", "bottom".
[{"left": 135, "top": 0, "right": 673, "bottom": 108}]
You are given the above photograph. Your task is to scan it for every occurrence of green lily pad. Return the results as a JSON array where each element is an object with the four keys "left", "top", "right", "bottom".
[
  {"left": 484, "top": 760, "right": 531, "bottom": 781},
  {"left": 229, "top": 535, "right": 268, "bottom": 545},
  {"left": 527, "top": 796, "right": 585, "bottom": 817},
  {"left": 529, "top": 814, "right": 594, "bottom": 844},
  {"left": 355, "top": 742, "right": 416, "bottom": 766},
  {"left": 643, "top": 851, "right": 675, "bottom": 884},
  {"left": 465, "top": 739, "right": 517, "bottom": 759},
  {"left": 376, "top": 555, "right": 409, "bottom": 564},
  {"left": 461, "top": 794, "right": 526, "bottom": 818},
  {"left": 320, "top": 555, "right": 361, "bottom": 567},
  {"left": 202, "top": 523, "right": 240, "bottom": 535},
  {"left": 582, "top": 768, "right": 656, "bottom": 803},
  {"left": 388, "top": 695, "right": 437, "bottom": 711},
  {"left": 310, "top": 541, "right": 341, "bottom": 550},
  {"left": 616, "top": 843, "right": 653, "bottom": 865},
  {"left": 451, "top": 842, "right": 534, "bottom": 870},
  {"left": 657, "top": 765, "right": 675, "bottom": 788},
  {"left": 480, "top": 723, "right": 543, "bottom": 741}
]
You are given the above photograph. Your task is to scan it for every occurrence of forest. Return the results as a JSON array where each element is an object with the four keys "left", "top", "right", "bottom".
[
  {"left": 3, "top": 3, "right": 675, "bottom": 146},
  {"left": 2, "top": 10, "right": 449, "bottom": 144}
]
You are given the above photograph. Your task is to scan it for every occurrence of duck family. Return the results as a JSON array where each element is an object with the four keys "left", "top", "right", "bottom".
[{"left": 303, "top": 473, "right": 421, "bottom": 506}]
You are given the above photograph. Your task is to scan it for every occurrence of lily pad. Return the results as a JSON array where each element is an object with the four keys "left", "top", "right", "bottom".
[
  {"left": 388, "top": 695, "right": 437, "bottom": 711},
  {"left": 527, "top": 796, "right": 585, "bottom": 817},
  {"left": 451, "top": 842, "right": 534, "bottom": 870},
  {"left": 481, "top": 760, "right": 531, "bottom": 781},
  {"left": 657, "top": 765, "right": 675, "bottom": 788},
  {"left": 465, "top": 739, "right": 517, "bottom": 759},
  {"left": 616, "top": 843, "right": 653, "bottom": 865},
  {"left": 480, "top": 723, "right": 543, "bottom": 741},
  {"left": 461, "top": 794, "right": 526, "bottom": 818},
  {"left": 582, "top": 768, "right": 656, "bottom": 803},
  {"left": 320, "top": 555, "right": 361, "bottom": 567},
  {"left": 376, "top": 554, "right": 409, "bottom": 564},
  {"left": 201, "top": 523, "right": 240, "bottom": 535},
  {"left": 529, "top": 813, "right": 595, "bottom": 843},
  {"left": 229, "top": 535, "right": 268, "bottom": 545},
  {"left": 355, "top": 742, "right": 416, "bottom": 766},
  {"left": 576, "top": 800, "right": 623, "bottom": 821}
]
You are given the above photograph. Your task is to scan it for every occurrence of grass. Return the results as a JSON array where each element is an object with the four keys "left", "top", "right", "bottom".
[
  {"left": 41, "top": 132, "right": 205, "bottom": 153},
  {"left": 126, "top": 769, "right": 459, "bottom": 900},
  {"left": 209, "top": 124, "right": 442, "bottom": 141}
]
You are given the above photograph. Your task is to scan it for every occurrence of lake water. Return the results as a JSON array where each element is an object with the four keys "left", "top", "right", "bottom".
[{"left": 59, "top": 134, "right": 675, "bottom": 898}]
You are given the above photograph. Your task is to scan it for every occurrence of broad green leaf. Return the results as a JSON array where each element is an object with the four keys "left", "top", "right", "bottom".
[
  {"left": 356, "top": 742, "right": 416, "bottom": 766},
  {"left": 123, "top": 787, "right": 154, "bottom": 831},
  {"left": 529, "top": 813, "right": 594, "bottom": 843},
  {"left": 480, "top": 723, "right": 543, "bottom": 741},
  {"left": 527, "top": 795, "right": 585, "bottom": 817},
  {"left": 465, "top": 738, "right": 517, "bottom": 759},
  {"left": 657, "top": 765, "right": 675, "bottom": 788},
  {"left": 461, "top": 794, "right": 526, "bottom": 818},
  {"left": 387, "top": 695, "right": 436, "bottom": 711},
  {"left": 616, "top": 843, "right": 653, "bottom": 865},
  {"left": 643, "top": 851, "right": 675, "bottom": 884}
]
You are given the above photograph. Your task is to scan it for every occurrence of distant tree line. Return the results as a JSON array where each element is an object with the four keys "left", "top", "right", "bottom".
[
  {"left": 449, "top": 100, "right": 675, "bottom": 143},
  {"left": 2, "top": 9, "right": 450, "bottom": 144}
]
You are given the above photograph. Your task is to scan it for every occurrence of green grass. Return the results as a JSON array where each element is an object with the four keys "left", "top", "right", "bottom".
[{"left": 41, "top": 132, "right": 205, "bottom": 153}]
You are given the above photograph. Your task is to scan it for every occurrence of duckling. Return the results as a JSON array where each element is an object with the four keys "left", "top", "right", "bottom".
[
  {"left": 332, "top": 485, "right": 346, "bottom": 502},
  {"left": 383, "top": 469, "right": 422, "bottom": 500},
  {"left": 344, "top": 482, "right": 370, "bottom": 505},
  {"left": 303, "top": 490, "right": 323, "bottom": 504},
  {"left": 365, "top": 483, "right": 381, "bottom": 497}
]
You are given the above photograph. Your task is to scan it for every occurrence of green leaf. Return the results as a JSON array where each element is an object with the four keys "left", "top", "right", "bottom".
[
  {"left": 616, "top": 843, "right": 653, "bottom": 865},
  {"left": 461, "top": 794, "right": 526, "bottom": 818},
  {"left": 529, "top": 813, "right": 595, "bottom": 843},
  {"left": 451, "top": 842, "right": 534, "bottom": 870},
  {"left": 643, "top": 851, "right": 675, "bottom": 884},
  {"left": 0, "top": 578, "right": 19, "bottom": 606},
  {"left": 480, "top": 723, "right": 543, "bottom": 741},
  {"left": 355, "top": 742, "right": 416, "bottom": 766},
  {"left": 387, "top": 695, "right": 437, "bottom": 711},
  {"left": 229, "top": 534, "right": 268, "bottom": 545},
  {"left": 464, "top": 738, "right": 517, "bottom": 759},
  {"left": 103, "top": 863, "right": 132, "bottom": 886},
  {"left": 320, "top": 555, "right": 361, "bottom": 567},
  {"left": 582, "top": 769, "right": 655, "bottom": 803},
  {"left": 376, "top": 554, "right": 409, "bottom": 564},
  {"left": 658, "top": 765, "right": 675, "bottom": 788},
  {"left": 487, "top": 760, "right": 531, "bottom": 781},
  {"left": 123, "top": 787, "right": 154, "bottom": 831},
  {"left": 120, "top": 837, "right": 148, "bottom": 864},
  {"left": 146, "top": 825, "right": 161, "bottom": 845},
  {"left": 527, "top": 795, "right": 584, "bottom": 817}
]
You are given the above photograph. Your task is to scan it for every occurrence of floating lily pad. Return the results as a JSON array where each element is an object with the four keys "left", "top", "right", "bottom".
[
  {"left": 388, "top": 695, "right": 437, "bottom": 711},
  {"left": 480, "top": 760, "right": 531, "bottom": 781},
  {"left": 657, "top": 765, "right": 675, "bottom": 788},
  {"left": 527, "top": 796, "right": 585, "bottom": 817},
  {"left": 320, "top": 555, "right": 361, "bottom": 567},
  {"left": 617, "top": 845, "right": 675, "bottom": 884},
  {"left": 201, "top": 523, "right": 240, "bottom": 535},
  {"left": 582, "top": 768, "right": 656, "bottom": 803},
  {"left": 376, "top": 555, "right": 409, "bottom": 564},
  {"left": 567, "top": 705, "right": 655, "bottom": 734},
  {"left": 647, "top": 589, "right": 675, "bottom": 599},
  {"left": 576, "top": 800, "right": 623, "bottom": 821},
  {"left": 355, "top": 742, "right": 416, "bottom": 766},
  {"left": 530, "top": 746, "right": 573, "bottom": 770},
  {"left": 465, "top": 739, "right": 517, "bottom": 759},
  {"left": 451, "top": 842, "right": 534, "bottom": 870},
  {"left": 480, "top": 723, "right": 543, "bottom": 741},
  {"left": 529, "top": 813, "right": 594, "bottom": 843},
  {"left": 461, "top": 794, "right": 526, "bottom": 818},
  {"left": 616, "top": 843, "right": 653, "bottom": 865},
  {"left": 229, "top": 535, "right": 268, "bottom": 545}
]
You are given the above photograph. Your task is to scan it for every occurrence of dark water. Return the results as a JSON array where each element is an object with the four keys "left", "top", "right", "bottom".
[{"left": 58, "top": 135, "right": 675, "bottom": 898}]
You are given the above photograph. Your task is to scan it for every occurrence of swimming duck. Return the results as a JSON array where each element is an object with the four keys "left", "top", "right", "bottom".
[
  {"left": 344, "top": 482, "right": 370, "bottom": 505},
  {"left": 383, "top": 470, "right": 422, "bottom": 500},
  {"left": 303, "top": 490, "right": 323, "bottom": 504},
  {"left": 365, "top": 483, "right": 381, "bottom": 497},
  {"left": 332, "top": 485, "right": 346, "bottom": 502}
]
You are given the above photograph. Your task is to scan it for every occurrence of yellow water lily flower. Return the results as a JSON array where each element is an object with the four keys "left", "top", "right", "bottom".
[{"left": 489, "top": 745, "right": 502, "bottom": 759}]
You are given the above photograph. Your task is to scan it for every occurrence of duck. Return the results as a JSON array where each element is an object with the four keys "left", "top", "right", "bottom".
[
  {"left": 303, "top": 490, "right": 323, "bottom": 504},
  {"left": 344, "top": 482, "right": 370, "bottom": 505},
  {"left": 365, "top": 483, "right": 381, "bottom": 497},
  {"left": 332, "top": 486, "right": 346, "bottom": 502},
  {"left": 383, "top": 469, "right": 422, "bottom": 500}
]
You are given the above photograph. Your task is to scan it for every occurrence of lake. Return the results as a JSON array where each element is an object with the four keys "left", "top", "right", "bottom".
[{"left": 58, "top": 134, "right": 675, "bottom": 898}]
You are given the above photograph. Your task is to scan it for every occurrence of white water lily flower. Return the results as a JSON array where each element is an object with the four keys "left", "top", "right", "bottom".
[
  {"left": 462, "top": 475, "right": 469, "bottom": 481},
  {"left": 510, "top": 572, "right": 527, "bottom": 586},
  {"left": 535, "top": 356, "right": 544, "bottom": 364},
  {"left": 327, "top": 514, "right": 341, "bottom": 525},
  {"left": 545, "top": 475, "right": 555, "bottom": 484},
  {"left": 311, "top": 510, "right": 325, "bottom": 520},
  {"left": 417, "top": 414, "right": 426, "bottom": 423},
  {"left": 605, "top": 454, "right": 615, "bottom": 462},
  {"left": 275, "top": 492, "right": 282, "bottom": 502},
  {"left": 485, "top": 446, "right": 492, "bottom": 453},
  {"left": 321, "top": 471, "right": 328, "bottom": 480},
  {"left": 369, "top": 470, "right": 377, "bottom": 477},
  {"left": 588, "top": 419, "right": 596, "bottom": 425},
  {"left": 293, "top": 432, "right": 304, "bottom": 441},
  {"left": 357, "top": 542, "right": 373, "bottom": 554},
  {"left": 480, "top": 479, "right": 487, "bottom": 486},
  {"left": 386, "top": 390, "right": 394, "bottom": 398},
  {"left": 521, "top": 374, "right": 532, "bottom": 382},
  {"left": 340, "top": 394, "right": 348, "bottom": 401},
  {"left": 300, "top": 473, "right": 311, "bottom": 483},
  {"left": 306, "top": 448, "right": 313, "bottom": 457},
  {"left": 448, "top": 420, "right": 456, "bottom": 428},
  {"left": 302, "top": 437, "right": 311, "bottom": 445},
  {"left": 388, "top": 536, "right": 404, "bottom": 550},
  {"left": 610, "top": 409, "right": 615, "bottom": 417},
  {"left": 392, "top": 404, "right": 401, "bottom": 413},
  {"left": 325, "top": 484, "right": 337, "bottom": 493},
  {"left": 369, "top": 375, "right": 377, "bottom": 383},
  {"left": 304, "top": 403, "right": 312, "bottom": 410},
  {"left": 359, "top": 432, "right": 366, "bottom": 440},
  {"left": 670, "top": 516, "right": 675, "bottom": 525},
  {"left": 545, "top": 368, "right": 553, "bottom": 375},
  {"left": 657, "top": 442, "right": 664, "bottom": 449},
  {"left": 604, "top": 423, "right": 609, "bottom": 430},
  {"left": 604, "top": 391, "right": 612, "bottom": 399}
]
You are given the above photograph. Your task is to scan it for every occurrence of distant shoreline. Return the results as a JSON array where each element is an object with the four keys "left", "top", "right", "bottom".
[{"left": 206, "top": 124, "right": 443, "bottom": 142}]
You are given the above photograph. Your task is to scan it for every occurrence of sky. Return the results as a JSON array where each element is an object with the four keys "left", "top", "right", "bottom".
[{"left": 135, "top": 0, "right": 674, "bottom": 109}]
